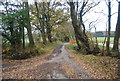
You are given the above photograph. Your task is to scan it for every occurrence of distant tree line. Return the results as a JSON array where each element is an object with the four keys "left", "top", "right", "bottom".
[{"left": 91, "top": 31, "right": 115, "bottom": 37}]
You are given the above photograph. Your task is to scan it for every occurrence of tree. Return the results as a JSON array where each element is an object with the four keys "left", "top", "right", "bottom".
[
  {"left": 112, "top": 1, "right": 120, "bottom": 52},
  {"left": 106, "top": 0, "right": 111, "bottom": 55},
  {"left": 68, "top": 1, "right": 100, "bottom": 53},
  {"left": 69, "top": 2, "right": 88, "bottom": 52},
  {"left": 23, "top": 1, "right": 35, "bottom": 47},
  {"left": 45, "top": 2, "right": 52, "bottom": 43},
  {"left": 95, "top": 0, "right": 118, "bottom": 55},
  {"left": 32, "top": 1, "right": 69, "bottom": 43},
  {"left": 34, "top": 1, "right": 47, "bottom": 44},
  {"left": 54, "top": 22, "right": 74, "bottom": 42},
  {"left": 1, "top": 1, "right": 25, "bottom": 49},
  {"left": 44, "top": 1, "right": 69, "bottom": 43}
]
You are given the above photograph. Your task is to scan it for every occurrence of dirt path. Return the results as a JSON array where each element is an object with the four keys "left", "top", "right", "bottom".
[{"left": 2, "top": 43, "right": 91, "bottom": 79}]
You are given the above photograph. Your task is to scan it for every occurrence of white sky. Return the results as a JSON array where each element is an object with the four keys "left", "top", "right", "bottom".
[{"left": 84, "top": 0, "right": 118, "bottom": 32}]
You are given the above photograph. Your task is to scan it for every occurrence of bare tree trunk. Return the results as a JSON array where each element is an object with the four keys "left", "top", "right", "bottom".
[
  {"left": 24, "top": 2, "right": 35, "bottom": 47},
  {"left": 79, "top": 14, "right": 88, "bottom": 40},
  {"left": 69, "top": 2, "right": 81, "bottom": 50},
  {"left": 19, "top": 23, "right": 25, "bottom": 49},
  {"left": 74, "top": 30, "right": 81, "bottom": 49},
  {"left": 47, "top": 26, "right": 52, "bottom": 43},
  {"left": 46, "top": 2, "right": 52, "bottom": 43},
  {"left": 34, "top": 1, "right": 46, "bottom": 44},
  {"left": 69, "top": 2, "right": 90, "bottom": 53},
  {"left": 22, "top": 2, "right": 25, "bottom": 49},
  {"left": 22, "top": 27, "right": 25, "bottom": 49},
  {"left": 102, "top": 28, "right": 107, "bottom": 55},
  {"left": 106, "top": 1, "right": 111, "bottom": 55},
  {"left": 95, "top": 27, "right": 98, "bottom": 47},
  {"left": 41, "top": 2, "right": 47, "bottom": 44},
  {"left": 113, "top": 2, "right": 120, "bottom": 52}
]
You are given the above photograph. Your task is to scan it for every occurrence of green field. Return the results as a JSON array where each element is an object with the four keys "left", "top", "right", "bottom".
[
  {"left": 92, "top": 37, "right": 114, "bottom": 43},
  {"left": 1, "top": 37, "right": 116, "bottom": 45},
  {"left": 25, "top": 39, "right": 29, "bottom": 43}
]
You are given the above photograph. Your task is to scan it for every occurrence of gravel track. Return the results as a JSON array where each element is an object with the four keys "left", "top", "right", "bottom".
[{"left": 2, "top": 43, "right": 92, "bottom": 79}]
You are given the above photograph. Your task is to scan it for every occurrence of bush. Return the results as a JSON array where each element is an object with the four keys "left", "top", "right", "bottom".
[
  {"left": 3, "top": 48, "right": 39, "bottom": 60},
  {"left": 36, "top": 47, "right": 46, "bottom": 54},
  {"left": 2, "top": 41, "right": 62, "bottom": 60}
]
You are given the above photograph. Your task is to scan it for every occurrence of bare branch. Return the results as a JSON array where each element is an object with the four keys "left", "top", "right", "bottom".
[
  {"left": 79, "top": 1, "right": 88, "bottom": 16},
  {"left": 82, "top": 1, "right": 100, "bottom": 16},
  {"left": 94, "top": 11, "right": 107, "bottom": 16},
  {"left": 105, "top": 0, "right": 108, "bottom": 6},
  {"left": 111, "top": 12, "right": 118, "bottom": 16}
]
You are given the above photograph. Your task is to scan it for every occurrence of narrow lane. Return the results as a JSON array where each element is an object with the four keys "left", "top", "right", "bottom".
[
  {"left": 2, "top": 43, "right": 92, "bottom": 79},
  {"left": 45, "top": 43, "right": 91, "bottom": 79}
]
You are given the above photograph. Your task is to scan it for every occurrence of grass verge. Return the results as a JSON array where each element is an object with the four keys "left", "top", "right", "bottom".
[
  {"left": 2, "top": 41, "right": 62, "bottom": 60},
  {"left": 35, "top": 41, "right": 62, "bottom": 55},
  {"left": 66, "top": 44, "right": 119, "bottom": 79}
]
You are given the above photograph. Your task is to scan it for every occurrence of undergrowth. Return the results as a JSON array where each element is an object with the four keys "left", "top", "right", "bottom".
[{"left": 2, "top": 41, "right": 62, "bottom": 60}]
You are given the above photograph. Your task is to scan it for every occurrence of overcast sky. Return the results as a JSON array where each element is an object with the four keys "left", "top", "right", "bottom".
[{"left": 84, "top": 0, "right": 118, "bottom": 32}]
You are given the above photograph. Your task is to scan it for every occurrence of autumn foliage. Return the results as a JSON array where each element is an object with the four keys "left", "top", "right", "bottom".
[
  {"left": 3, "top": 47, "right": 11, "bottom": 52},
  {"left": 69, "top": 41, "right": 76, "bottom": 44}
]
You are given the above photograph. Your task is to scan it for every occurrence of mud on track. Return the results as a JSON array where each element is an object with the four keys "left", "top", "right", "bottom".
[{"left": 45, "top": 44, "right": 63, "bottom": 60}]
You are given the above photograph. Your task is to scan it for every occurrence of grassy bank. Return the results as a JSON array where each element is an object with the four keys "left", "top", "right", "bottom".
[
  {"left": 35, "top": 41, "right": 62, "bottom": 55},
  {"left": 2, "top": 41, "right": 62, "bottom": 60},
  {"left": 66, "top": 44, "right": 119, "bottom": 79}
]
